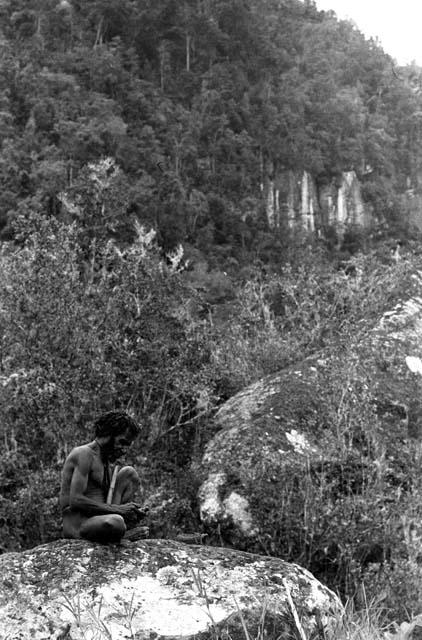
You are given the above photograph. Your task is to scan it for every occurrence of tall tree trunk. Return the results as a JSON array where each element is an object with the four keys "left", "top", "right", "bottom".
[
  {"left": 159, "top": 42, "right": 167, "bottom": 91},
  {"left": 94, "top": 16, "right": 104, "bottom": 47},
  {"left": 174, "top": 143, "right": 181, "bottom": 176},
  {"left": 186, "top": 33, "right": 191, "bottom": 72},
  {"left": 35, "top": 9, "right": 45, "bottom": 48}
]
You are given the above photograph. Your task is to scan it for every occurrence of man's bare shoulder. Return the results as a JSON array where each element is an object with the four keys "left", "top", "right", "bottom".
[{"left": 66, "top": 443, "right": 98, "bottom": 465}]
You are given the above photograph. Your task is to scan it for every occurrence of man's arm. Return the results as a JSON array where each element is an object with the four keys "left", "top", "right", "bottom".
[
  {"left": 68, "top": 450, "right": 125, "bottom": 516},
  {"left": 69, "top": 450, "right": 117, "bottom": 516}
]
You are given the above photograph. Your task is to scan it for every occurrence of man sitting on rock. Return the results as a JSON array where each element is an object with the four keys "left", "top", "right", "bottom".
[{"left": 60, "top": 410, "right": 148, "bottom": 544}]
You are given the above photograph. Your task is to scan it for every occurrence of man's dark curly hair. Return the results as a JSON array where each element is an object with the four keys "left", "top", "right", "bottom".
[{"left": 94, "top": 411, "right": 140, "bottom": 439}]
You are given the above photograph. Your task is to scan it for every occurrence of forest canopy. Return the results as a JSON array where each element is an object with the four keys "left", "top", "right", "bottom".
[{"left": 0, "top": 0, "right": 422, "bottom": 264}]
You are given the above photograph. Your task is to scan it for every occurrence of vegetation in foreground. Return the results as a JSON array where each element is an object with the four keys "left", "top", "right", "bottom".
[
  {"left": 55, "top": 585, "right": 422, "bottom": 639},
  {"left": 2, "top": 207, "right": 422, "bottom": 627}
]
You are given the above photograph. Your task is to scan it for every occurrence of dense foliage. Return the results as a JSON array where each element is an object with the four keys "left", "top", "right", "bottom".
[
  {"left": 2, "top": 209, "right": 422, "bottom": 620},
  {"left": 0, "top": 0, "right": 422, "bottom": 261},
  {"left": 203, "top": 248, "right": 422, "bottom": 615}
]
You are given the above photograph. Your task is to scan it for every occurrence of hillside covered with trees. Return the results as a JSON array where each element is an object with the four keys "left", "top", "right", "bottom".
[
  {"left": 1, "top": 0, "right": 422, "bottom": 259},
  {"left": 4, "top": 0, "right": 422, "bottom": 630}
]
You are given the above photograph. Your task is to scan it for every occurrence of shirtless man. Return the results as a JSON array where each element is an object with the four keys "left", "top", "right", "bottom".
[{"left": 60, "top": 411, "right": 147, "bottom": 543}]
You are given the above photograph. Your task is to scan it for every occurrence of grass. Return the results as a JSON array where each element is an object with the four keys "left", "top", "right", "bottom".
[
  {"left": 324, "top": 599, "right": 390, "bottom": 640},
  {"left": 58, "top": 578, "right": 422, "bottom": 640},
  {"left": 61, "top": 591, "right": 138, "bottom": 640}
]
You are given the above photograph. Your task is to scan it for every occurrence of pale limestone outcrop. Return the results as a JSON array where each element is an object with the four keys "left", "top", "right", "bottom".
[
  {"left": 335, "top": 171, "right": 366, "bottom": 228},
  {"left": 0, "top": 538, "right": 341, "bottom": 640},
  {"left": 198, "top": 472, "right": 258, "bottom": 536},
  {"left": 198, "top": 471, "right": 227, "bottom": 524},
  {"left": 264, "top": 169, "right": 368, "bottom": 234}
]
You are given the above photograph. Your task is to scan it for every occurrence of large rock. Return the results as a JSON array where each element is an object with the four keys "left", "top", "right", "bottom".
[
  {"left": 0, "top": 539, "right": 341, "bottom": 640},
  {"left": 198, "top": 359, "right": 328, "bottom": 539},
  {"left": 264, "top": 168, "right": 370, "bottom": 234},
  {"left": 197, "top": 319, "right": 422, "bottom": 545}
]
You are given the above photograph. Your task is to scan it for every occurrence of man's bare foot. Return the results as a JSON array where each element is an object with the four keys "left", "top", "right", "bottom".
[
  {"left": 118, "top": 539, "right": 133, "bottom": 547},
  {"left": 123, "top": 525, "right": 149, "bottom": 541}
]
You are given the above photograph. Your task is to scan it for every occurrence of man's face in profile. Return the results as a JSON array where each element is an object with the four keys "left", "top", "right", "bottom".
[{"left": 108, "top": 428, "right": 135, "bottom": 461}]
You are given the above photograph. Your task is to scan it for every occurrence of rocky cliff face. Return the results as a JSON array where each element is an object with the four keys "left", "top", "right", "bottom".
[
  {"left": 0, "top": 539, "right": 341, "bottom": 640},
  {"left": 264, "top": 169, "right": 369, "bottom": 234}
]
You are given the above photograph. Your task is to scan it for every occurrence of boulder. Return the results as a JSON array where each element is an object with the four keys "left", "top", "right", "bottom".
[
  {"left": 196, "top": 286, "right": 422, "bottom": 600},
  {"left": 198, "top": 282, "right": 422, "bottom": 546},
  {"left": 198, "top": 360, "right": 327, "bottom": 537},
  {"left": 0, "top": 538, "right": 341, "bottom": 640},
  {"left": 198, "top": 356, "right": 353, "bottom": 544}
]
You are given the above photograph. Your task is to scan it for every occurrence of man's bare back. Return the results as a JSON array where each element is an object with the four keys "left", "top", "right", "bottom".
[{"left": 60, "top": 412, "right": 147, "bottom": 544}]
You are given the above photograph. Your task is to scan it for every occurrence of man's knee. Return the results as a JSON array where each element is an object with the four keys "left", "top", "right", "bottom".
[
  {"left": 114, "top": 466, "right": 141, "bottom": 504},
  {"left": 81, "top": 515, "right": 126, "bottom": 543},
  {"left": 103, "top": 515, "right": 126, "bottom": 541},
  {"left": 118, "top": 466, "right": 140, "bottom": 483}
]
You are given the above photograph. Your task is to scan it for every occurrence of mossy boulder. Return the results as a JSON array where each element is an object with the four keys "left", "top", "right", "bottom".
[
  {"left": 198, "top": 359, "right": 328, "bottom": 537},
  {"left": 0, "top": 538, "right": 341, "bottom": 639},
  {"left": 198, "top": 357, "right": 354, "bottom": 543},
  {"left": 196, "top": 291, "right": 422, "bottom": 595}
]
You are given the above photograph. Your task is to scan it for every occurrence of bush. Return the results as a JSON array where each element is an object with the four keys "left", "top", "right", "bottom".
[
  {"left": 0, "top": 213, "right": 212, "bottom": 548},
  {"left": 209, "top": 246, "right": 422, "bottom": 396}
]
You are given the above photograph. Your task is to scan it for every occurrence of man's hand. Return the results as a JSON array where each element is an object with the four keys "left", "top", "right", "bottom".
[
  {"left": 116, "top": 502, "right": 141, "bottom": 527},
  {"left": 135, "top": 506, "right": 149, "bottom": 521}
]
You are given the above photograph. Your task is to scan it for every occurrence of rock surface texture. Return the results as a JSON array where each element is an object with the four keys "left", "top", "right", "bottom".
[
  {"left": 264, "top": 168, "right": 369, "bottom": 234},
  {"left": 198, "top": 359, "right": 333, "bottom": 542},
  {"left": 0, "top": 538, "right": 341, "bottom": 640}
]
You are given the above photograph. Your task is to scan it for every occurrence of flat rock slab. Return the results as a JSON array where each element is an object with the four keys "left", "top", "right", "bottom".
[{"left": 0, "top": 538, "right": 341, "bottom": 639}]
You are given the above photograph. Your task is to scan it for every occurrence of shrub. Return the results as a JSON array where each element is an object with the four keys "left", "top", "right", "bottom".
[
  {"left": 0, "top": 213, "right": 211, "bottom": 548},
  {"left": 206, "top": 247, "right": 422, "bottom": 611},
  {"left": 209, "top": 246, "right": 422, "bottom": 395}
]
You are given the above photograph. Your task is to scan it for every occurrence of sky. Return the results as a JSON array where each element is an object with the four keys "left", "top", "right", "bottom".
[{"left": 315, "top": 0, "right": 422, "bottom": 66}]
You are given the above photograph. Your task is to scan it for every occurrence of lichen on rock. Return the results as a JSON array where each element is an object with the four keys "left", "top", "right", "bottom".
[
  {"left": 0, "top": 538, "right": 341, "bottom": 640},
  {"left": 197, "top": 360, "right": 329, "bottom": 541}
]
